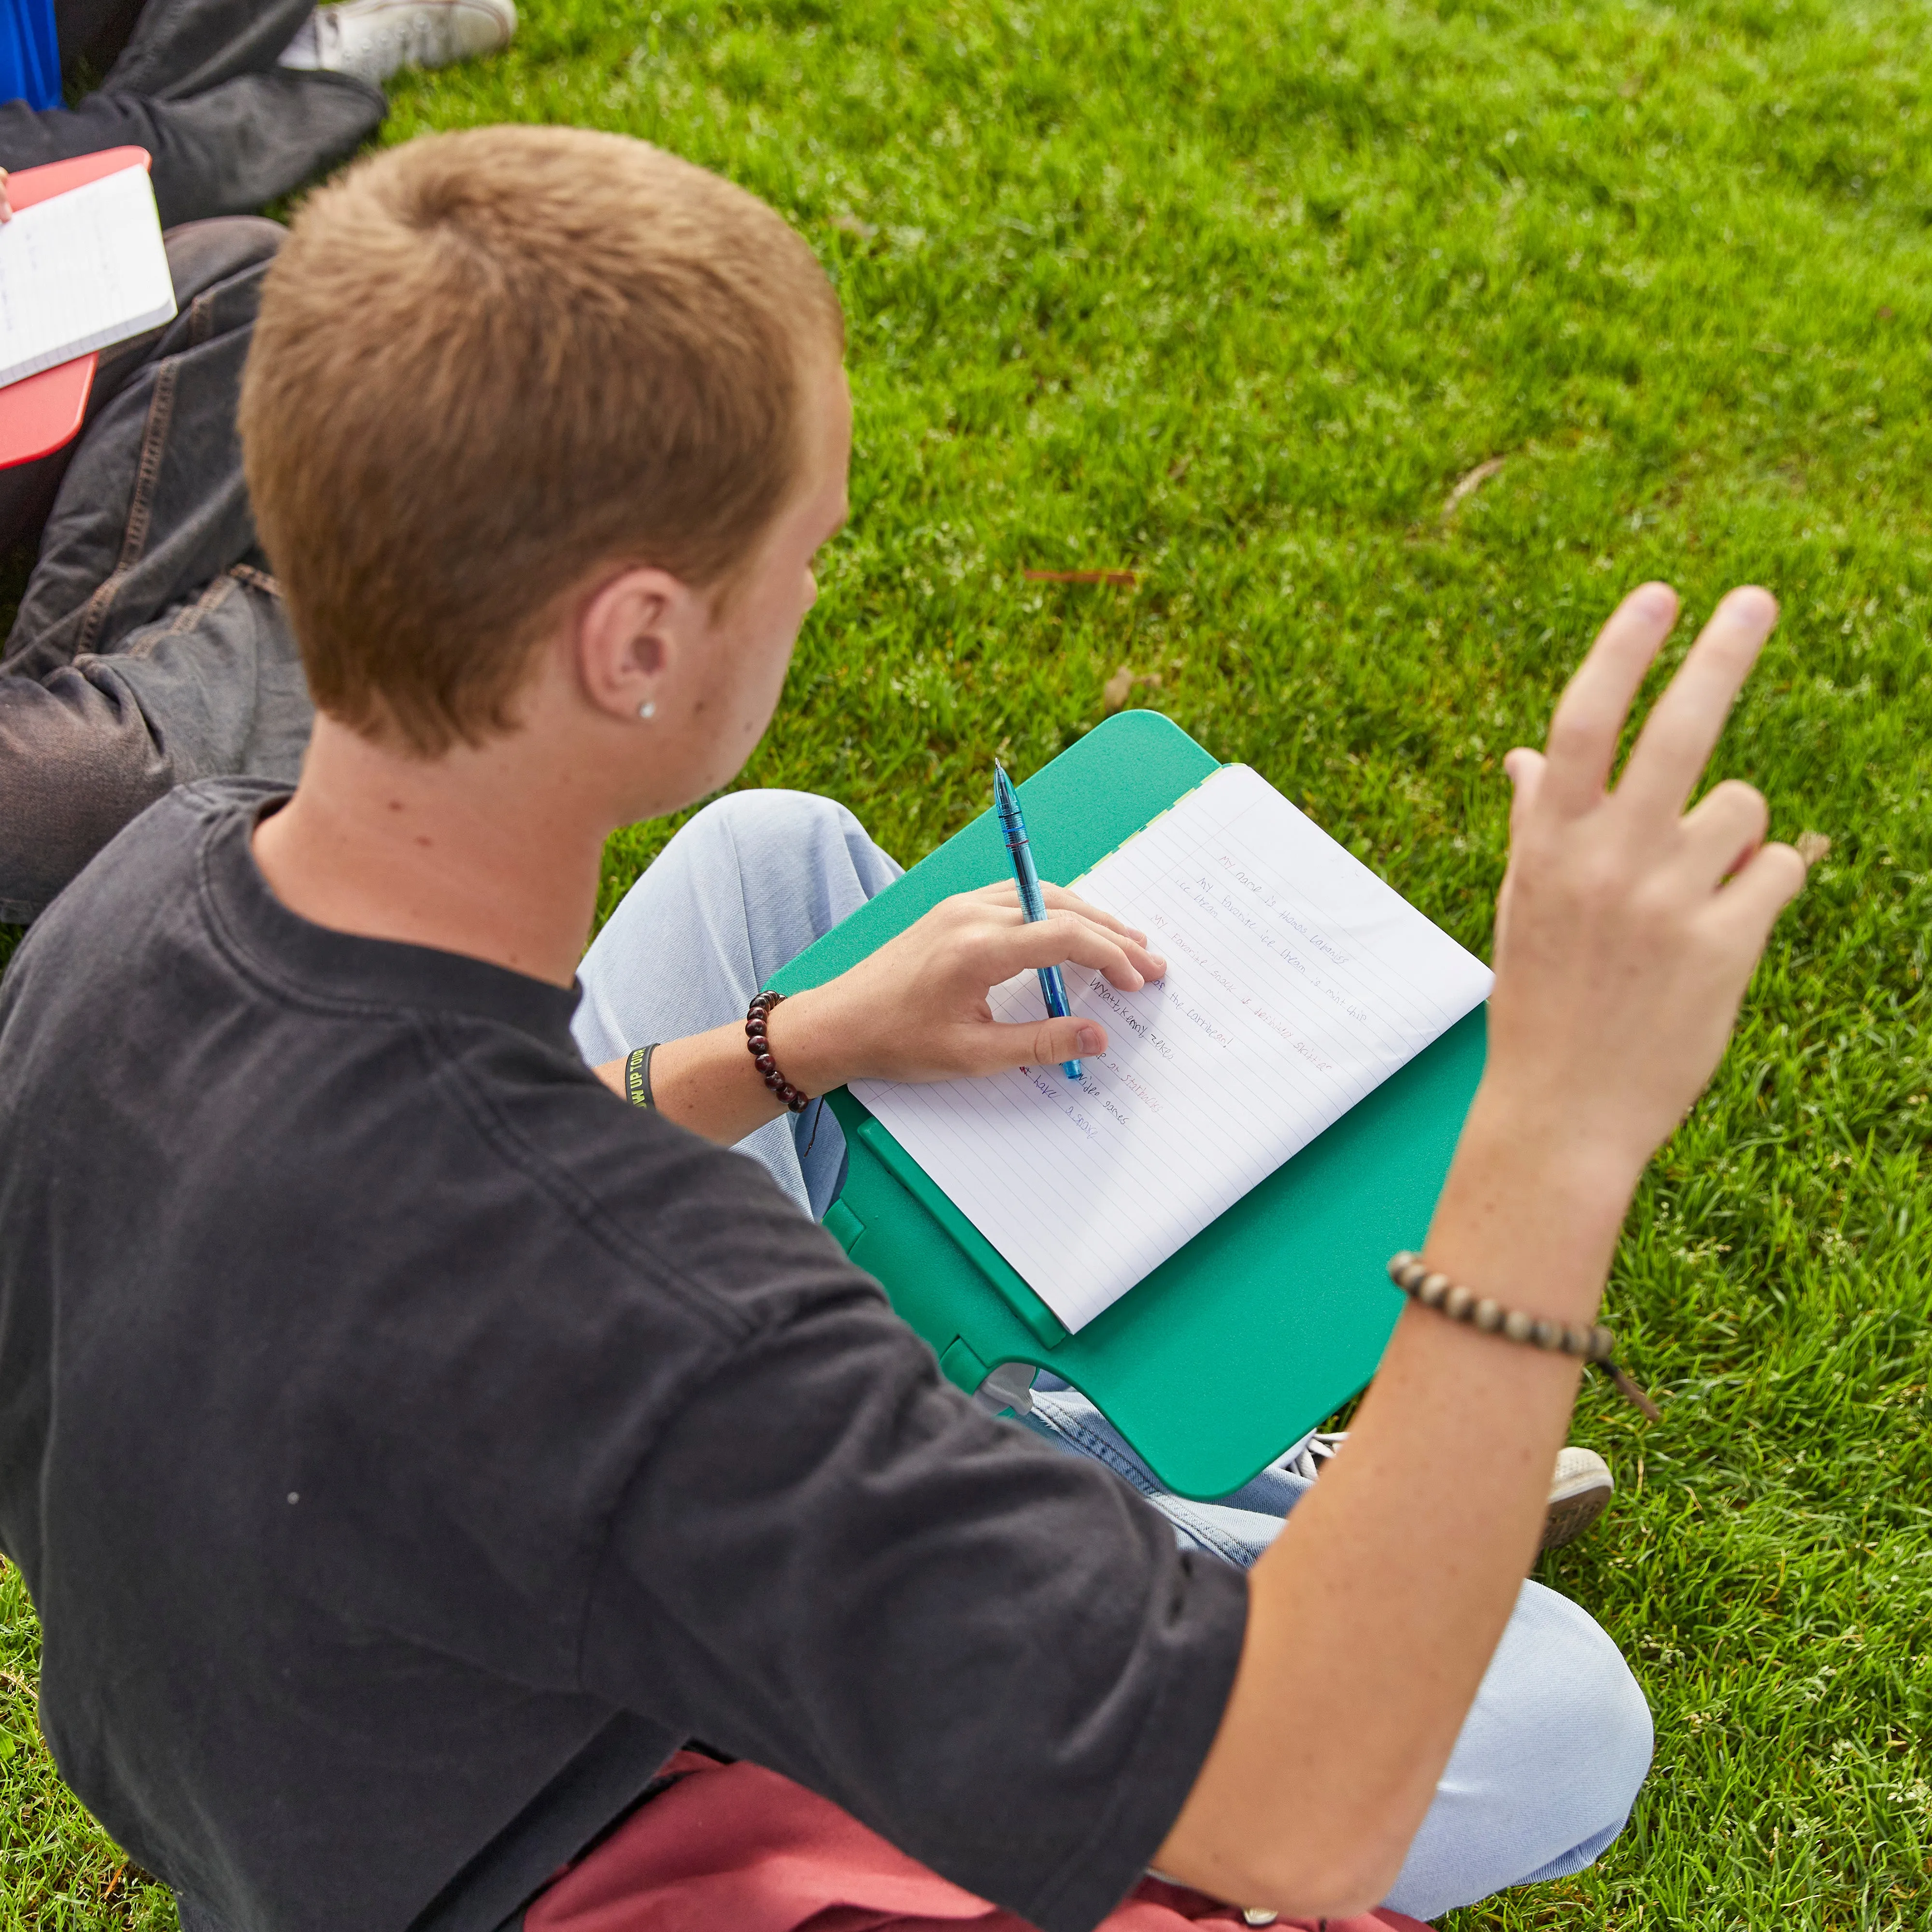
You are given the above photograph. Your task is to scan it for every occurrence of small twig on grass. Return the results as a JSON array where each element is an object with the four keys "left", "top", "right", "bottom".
[
  {"left": 1024, "top": 568, "right": 1139, "bottom": 586},
  {"left": 1443, "top": 455, "right": 1506, "bottom": 516}
]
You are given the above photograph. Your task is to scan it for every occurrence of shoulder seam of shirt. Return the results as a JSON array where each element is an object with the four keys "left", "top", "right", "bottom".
[
  {"left": 419, "top": 1007, "right": 758, "bottom": 1347},
  {"left": 191, "top": 810, "right": 758, "bottom": 1345}
]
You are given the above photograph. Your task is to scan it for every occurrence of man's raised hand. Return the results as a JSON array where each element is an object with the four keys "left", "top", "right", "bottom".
[{"left": 1484, "top": 582, "right": 1809, "bottom": 1184}]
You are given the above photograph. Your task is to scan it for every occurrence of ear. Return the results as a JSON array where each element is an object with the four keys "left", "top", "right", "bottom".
[{"left": 572, "top": 566, "right": 698, "bottom": 724}]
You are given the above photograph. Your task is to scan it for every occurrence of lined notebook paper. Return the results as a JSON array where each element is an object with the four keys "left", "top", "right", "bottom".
[
  {"left": 852, "top": 765, "right": 1493, "bottom": 1333},
  {"left": 0, "top": 167, "right": 175, "bottom": 390}
]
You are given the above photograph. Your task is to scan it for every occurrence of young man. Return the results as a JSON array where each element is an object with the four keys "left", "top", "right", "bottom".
[
  {"left": 0, "top": 127, "right": 1807, "bottom": 1932},
  {"left": 0, "top": 0, "right": 513, "bottom": 230}
]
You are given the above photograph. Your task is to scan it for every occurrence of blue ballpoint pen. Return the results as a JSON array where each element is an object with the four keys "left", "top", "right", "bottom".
[{"left": 993, "top": 761, "right": 1081, "bottom": 1080}]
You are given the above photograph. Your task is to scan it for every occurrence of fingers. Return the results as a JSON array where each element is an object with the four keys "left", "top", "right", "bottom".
[
  {"left": 1037, "top": 883, "right": 1149, "bottom": 945},
  {"left": 1537, "top": 582, "right": 1680, "bottom": 816},
  {"left": 1708, "top": 838, "right": 1809, "bottom": 955},
  {"left": 952, "top": 1015, "right": 1108, "bottom": 1078},
  {"left": 974, "top": 879, "right": 1151, "bottom": 945},
  {"left": 975, "top": 909, "right": 1157, "bottom": 990},
  {"left": 1676, "top": 779, "right": 1770, "bottom": 887},
  {"left": 1619, "top": 587, "right": 1779, "bottom": 823},
  {"left": 966, "top": 894, "right": 1165, "bottom": 981},
  {"left": 1503, "top": 746, "right": 1546, "bottom": 836},
  {"left": 0, "top": 170, "right": 11, "bottom": 223}
]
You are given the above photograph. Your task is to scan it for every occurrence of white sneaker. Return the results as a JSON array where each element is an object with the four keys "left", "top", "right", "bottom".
[
  {"left": 1284, "top": 1431, "right": 1346, "bottom": 1480},
  {"left": 297, "top": 0, "right": 516, "bottom": 86},
  {"left": 1542, "top": 1444, "right": 1615, "bottom": 1553},
  {"left": 1290, "top": 1434, "right": 1614, "bottom": 1553}
]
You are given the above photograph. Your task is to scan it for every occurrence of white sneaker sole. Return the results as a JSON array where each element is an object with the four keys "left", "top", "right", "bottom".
[{"left": 1541, "top": 1446, "right": 1614, "bottom": 1553}]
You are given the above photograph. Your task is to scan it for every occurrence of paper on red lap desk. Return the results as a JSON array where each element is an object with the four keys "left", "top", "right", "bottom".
[{"left": 0, "top": 147, "right": 159, "bottom": 471}]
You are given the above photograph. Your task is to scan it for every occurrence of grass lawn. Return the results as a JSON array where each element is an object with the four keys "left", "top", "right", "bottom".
[{"left": 5, "top": 0, "right": 1932, "bottom": 1923}]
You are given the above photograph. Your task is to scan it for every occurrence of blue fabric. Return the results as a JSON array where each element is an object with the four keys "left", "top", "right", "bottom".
[{"left": 1, "top": 0, "right": 63, "bottom": 111}]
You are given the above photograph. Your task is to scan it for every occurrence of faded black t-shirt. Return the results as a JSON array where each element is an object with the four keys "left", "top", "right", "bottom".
[{"left": 0, "top": 781, "right": 1247, "bottom": 1932}]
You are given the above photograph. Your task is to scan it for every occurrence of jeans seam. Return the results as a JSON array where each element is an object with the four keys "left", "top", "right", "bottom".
[
  {"left": 135, "top": 574, "right": 237, "bottom": 653},
  {"left": 72, "top": 576, "right": 236, "bottom": 670},
  {"left": 1030, "top": 1397, "right": 1262, "bottom": 1566},
  {"left": 188, "top": 285, "right": 219, "bottom": 349},
  {"left": 75, "top": 357, "right": 179, "bottom": 657},
  {"left": 1029, "top": 1400, "right": 1162, "bottom": 1498},
  {"left": 169, "top": 575, "right": 234, "bottom": 636},
  {"left": 228, "top": 563, "right": 282, "bottom": 598},
  {"left": 1142, "top": 1500, "right": 1257, "bottom": 1569}
]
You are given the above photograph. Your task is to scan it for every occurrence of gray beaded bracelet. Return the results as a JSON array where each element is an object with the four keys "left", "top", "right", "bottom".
[{"left": 1388, "top": 1252, "right": 1661, "bottom": 1420}]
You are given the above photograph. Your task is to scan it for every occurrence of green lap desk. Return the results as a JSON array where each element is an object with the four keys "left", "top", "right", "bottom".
[{"left": 769, "top": 711, "right": 1486, "bottom": 1500}]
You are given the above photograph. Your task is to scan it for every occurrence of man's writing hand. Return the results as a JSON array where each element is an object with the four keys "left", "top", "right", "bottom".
[{"left": 770, "top": 881, "right": 1166, "bottom": 1092}]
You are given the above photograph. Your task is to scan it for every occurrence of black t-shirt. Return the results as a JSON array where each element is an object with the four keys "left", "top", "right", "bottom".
[{"left": 0, "top": 781, "right": 1247, "bottom": 1932}]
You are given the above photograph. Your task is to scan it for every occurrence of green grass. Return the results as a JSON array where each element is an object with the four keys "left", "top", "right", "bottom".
[{"left": 5, "top": 0, "right": 1932, "bottom": 1924}]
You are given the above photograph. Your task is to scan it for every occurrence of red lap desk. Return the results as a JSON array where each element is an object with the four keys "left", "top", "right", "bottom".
[{"left": 0, "top": 147, "right": 156, "bottom": 470}]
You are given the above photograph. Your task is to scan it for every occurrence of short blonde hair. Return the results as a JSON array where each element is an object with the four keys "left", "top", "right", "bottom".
[{"left": 240, "top": 126, "right": 843, "bottom": 754}]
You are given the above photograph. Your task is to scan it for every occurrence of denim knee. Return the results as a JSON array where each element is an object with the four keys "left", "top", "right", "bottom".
[
  {"left": 161, "top": 215, "right": 286, "bottom": 298},
  {"left": 1382, "top": 1581, "right": 1653, "bottom": 1920},
  {"left": 677, "top": 786, "right": 846, "bottom": 851},
  {"left": 678, "top": 788, "right": 883, "bottom": 883},
  {"left": 1514, "top": 1586, "right": 1655, "bottom": 1844},
  {"left": 671, "top": 790, "right": 900, "bottom": 950},
  {"left": 1474, "top": 1583, "right": 1652, "bottom": 1863}
]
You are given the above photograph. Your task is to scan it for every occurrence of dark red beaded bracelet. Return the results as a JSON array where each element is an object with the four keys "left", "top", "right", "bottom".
[{"left": 746, "top": 989, "right": 812, "bottom": 1114}]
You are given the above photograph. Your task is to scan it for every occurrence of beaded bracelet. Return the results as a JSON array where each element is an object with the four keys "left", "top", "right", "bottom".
[
  {"left": 746, "top": 990, "right": 813, "bottom": 1114},
  {"left": 623, "top": 1042, "right": 658, "bottom": 1109},
  {"left": 1388, "top": 1252, "right": 1661, "bottom": 1419}
]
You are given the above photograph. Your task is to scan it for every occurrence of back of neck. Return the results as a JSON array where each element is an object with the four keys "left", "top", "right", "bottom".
[{"left": 249, "top": 713, "right": 605, "bottom": 988}]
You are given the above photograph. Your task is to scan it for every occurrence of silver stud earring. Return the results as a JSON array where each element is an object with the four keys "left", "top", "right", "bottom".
[{"left": 637, "top": 700, "right": 656, "bottom": 721}]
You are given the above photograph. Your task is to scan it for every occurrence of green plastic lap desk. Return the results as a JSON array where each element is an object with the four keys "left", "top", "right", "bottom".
[{"left": 769, "top": 711, "right": 1486, "bottom": 1499}]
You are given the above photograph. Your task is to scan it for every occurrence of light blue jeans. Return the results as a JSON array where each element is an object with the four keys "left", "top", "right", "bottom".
[{"left": 573, "top": 789, "right": 1655, "bottom": 1925}]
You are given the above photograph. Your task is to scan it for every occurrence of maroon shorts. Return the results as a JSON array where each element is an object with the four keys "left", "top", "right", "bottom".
[{"left": 524, "top": 1749, "right": 1433, "bottom": 1932}]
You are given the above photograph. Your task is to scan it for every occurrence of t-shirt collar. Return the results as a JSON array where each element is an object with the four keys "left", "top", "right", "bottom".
[{"left": 199, "top": 782, "right": 586, "bottom": 1052}]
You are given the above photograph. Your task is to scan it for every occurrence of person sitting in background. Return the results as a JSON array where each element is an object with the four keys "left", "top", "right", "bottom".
[
  {"left": 0, "top": 0, "right": 513, "bottom": 231},
  {"left": 0, "top": 1, "right": 511, "bottom": 922},
  {"left": 0, "top": 208, "right": 305, "bottom": 925},
  {"left": 0, "top": 126, "right": 1808, "bottom": 1932}
]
